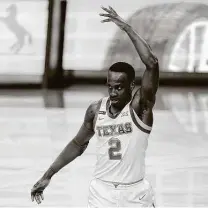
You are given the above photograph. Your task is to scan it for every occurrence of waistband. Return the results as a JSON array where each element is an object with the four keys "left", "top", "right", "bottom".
[{"left": 95, "top": 177, "right": 144, "bottom": 188}]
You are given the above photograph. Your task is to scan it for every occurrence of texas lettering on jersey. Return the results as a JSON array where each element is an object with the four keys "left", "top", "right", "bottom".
[{"left": 96, "top": 122, "right": 133, "bottom": 137}]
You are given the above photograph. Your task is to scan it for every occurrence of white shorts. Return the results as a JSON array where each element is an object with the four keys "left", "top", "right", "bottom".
[{"left": 88, "top": 178, "right": 155, "bottom": 208}]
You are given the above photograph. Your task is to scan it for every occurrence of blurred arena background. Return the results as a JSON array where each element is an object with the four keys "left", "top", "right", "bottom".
[{"left": 0, "top": 0, "right": 208, "bottom": 207}]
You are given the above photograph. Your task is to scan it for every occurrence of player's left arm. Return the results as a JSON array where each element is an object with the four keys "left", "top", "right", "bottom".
[
  {"left": 123, "top": 25, "right": 159, "bottom": 125},
  {"left": 126, "top": 27, "right": 159, "bottom": 113},
  {"left": 100, "top": 6, "right": 159, "bottom": 125},
  {"left": 132, "top": 56, "right": 159, "bottom": 126}
]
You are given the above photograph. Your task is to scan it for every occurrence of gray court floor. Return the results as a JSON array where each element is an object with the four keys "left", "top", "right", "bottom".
[{"left": 0, "top": 86, "right": 208, "bottom": 208}]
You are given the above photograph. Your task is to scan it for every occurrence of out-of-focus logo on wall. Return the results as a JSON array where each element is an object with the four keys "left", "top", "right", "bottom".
[
  {"left": 0, "top": 4, "right": 33, "bottom": 55},
  {"left": 0, "top": 1, "right": 47, "bottom": 76},
  {"left": 104, "top": 2, "right": 208, "bottom": 73},
  {"left": 162, "top": 91, "right": 208, "bottom": 135}
]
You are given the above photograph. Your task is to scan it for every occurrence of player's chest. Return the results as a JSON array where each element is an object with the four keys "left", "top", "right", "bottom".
[{"left": 95, "top": 112, "right": 133, "bottom": 138}]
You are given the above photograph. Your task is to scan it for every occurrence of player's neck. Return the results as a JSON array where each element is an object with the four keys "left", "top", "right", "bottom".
[
  {"left": 109, "top": 105, "right": 120, "bottom": 117},
  {"left": 109, "top": 97, "right": 131, "bottom": 116}
]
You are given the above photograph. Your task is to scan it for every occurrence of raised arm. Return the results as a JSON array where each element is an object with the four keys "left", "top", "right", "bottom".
[
  {"left": 124, "top": 25, "right": 159, "bottom": 115},
  {"left": 100, "top": 6, "right": 159, "bottom": 125},
  {"left": 31, "top": 100, "right": 100, "bottom": 204}
]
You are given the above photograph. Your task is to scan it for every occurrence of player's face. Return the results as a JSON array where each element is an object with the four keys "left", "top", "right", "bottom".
[{"left": 107, "top": 71, "right": 133, "bottom": 108}]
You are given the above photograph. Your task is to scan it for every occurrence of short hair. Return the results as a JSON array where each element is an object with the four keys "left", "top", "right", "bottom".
[{"left": 108, "top": 62, "right": 135, "bottom": 82}]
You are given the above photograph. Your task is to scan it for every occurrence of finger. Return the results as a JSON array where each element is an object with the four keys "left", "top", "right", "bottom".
[
  {"left": 99, "top": 13, "right": 111, "bottom": 18},
  {"left": 35, "top": 194, "right": 41, "bottom": 204},
  {"left": 31, "top": 188, "right": 37, "bottom": 199},
  {"left": 101, "top": 6, "right": 111, "bottom": 13},
  {"left": 34, "top": 195, "right": 39, "bottom": 204},
  {"left": 40, "top": 193, "right": 44, "bottom": 200},
  {"left": 31, "top": 193, "right": 34, "bottom": 202},
  {"left": 109, "top": 6, "right": 117, "bottom": 15},
  {"left": 101, "top": 18, "right": 111, "bottom": 23}
]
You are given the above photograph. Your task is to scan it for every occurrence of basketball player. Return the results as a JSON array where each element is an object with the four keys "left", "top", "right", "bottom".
[{"left": 31, "top": 6, "right": 159, "bottom": 207}]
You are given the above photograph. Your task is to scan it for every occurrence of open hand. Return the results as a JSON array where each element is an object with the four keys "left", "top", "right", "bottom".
[
  {"left": 31, "top": 177, "right": 51, "bottom": 204},
  {"left": 99, "top": 6, "right": 128, "bottom": 30}
]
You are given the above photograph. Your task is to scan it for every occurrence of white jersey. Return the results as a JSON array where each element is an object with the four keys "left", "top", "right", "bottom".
[{"left": 93, "top": 97, "right": 152, "bottom": 183}]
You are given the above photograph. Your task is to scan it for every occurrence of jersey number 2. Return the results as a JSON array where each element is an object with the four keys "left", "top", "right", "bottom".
[{"left": 108, "top": 138, "right": 122, "bottom": 160}]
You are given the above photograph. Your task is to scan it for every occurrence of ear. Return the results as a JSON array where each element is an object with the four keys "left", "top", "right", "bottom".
[{"left": 130, "top": 81, "right": 135, "bottom": 91}]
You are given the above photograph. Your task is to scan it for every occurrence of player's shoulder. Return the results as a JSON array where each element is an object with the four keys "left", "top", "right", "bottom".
[
  {"left": 85, "top": 98, "right": 103, "bottom": 120},
  {"left": 88, "top": 98, "right": 102, "bottom": 113}
]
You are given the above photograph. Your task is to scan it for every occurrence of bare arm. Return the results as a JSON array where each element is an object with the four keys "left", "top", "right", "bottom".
[
  {"left": 100, "top": 6, "right": 159, "bottom": 124},
  {"left": 123, "top": 24, "right": 159, "bottom": 116},
  {"left": 124, "top": 25, "right": 158, "bottom": 67},
  {"left": 131, "top": 62, "right": 159, "bottom": 126},
  {"left": 100, "top": 6, "right": 157, "bottom": 68},
  {"left": 31, "top": 100, "right": 101, "bottom": 204},
  {"left": 42, "top": 101, "right": 99, "bottom": 180}
]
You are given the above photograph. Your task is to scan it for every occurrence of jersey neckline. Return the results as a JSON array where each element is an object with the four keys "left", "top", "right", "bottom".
[{"left": 105, "top": 97, "right": 131, "bottom": 119}]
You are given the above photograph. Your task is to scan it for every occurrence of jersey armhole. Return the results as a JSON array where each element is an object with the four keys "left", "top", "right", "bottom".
[
  {"left": 129, "top": 104, "right": 152, "bottom": 134},
  {"left": 93, "top": 98, "right": 103, "bottom": 131}
]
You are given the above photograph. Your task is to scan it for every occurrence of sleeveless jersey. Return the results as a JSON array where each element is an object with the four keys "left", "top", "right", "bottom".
[{"left": 93, "top": 97, "right": 152, "bottom": 183}]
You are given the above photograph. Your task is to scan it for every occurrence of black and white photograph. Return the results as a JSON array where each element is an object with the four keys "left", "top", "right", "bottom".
[{"left": 0, "top": 0, "right": 208, "bottom": 207}]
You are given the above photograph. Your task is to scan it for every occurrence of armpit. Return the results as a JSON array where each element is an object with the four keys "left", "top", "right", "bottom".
[
  {"left": 131, "top": 88, "right": 154, "bottom": 115},
  {"left": 84, "top": 99, "right": 102, "bottom": 129}
]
